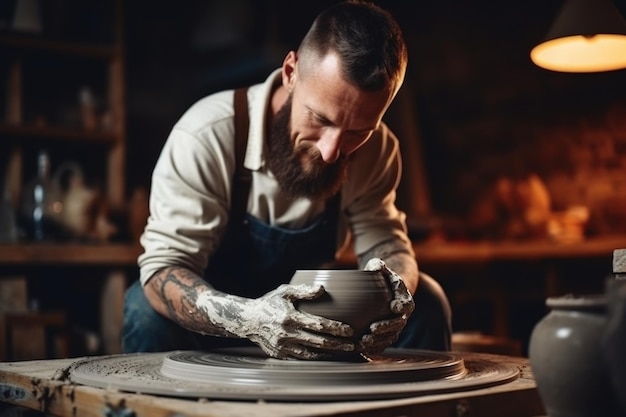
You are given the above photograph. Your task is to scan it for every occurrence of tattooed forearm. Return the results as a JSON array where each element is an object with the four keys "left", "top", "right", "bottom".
[
  {"left": 145, "top": 266, "right": 248, "bottom": 338},
  {"left": 149, "top": 267, "right": 210, "bottom": 329},
  {"left": 358, "top": 239, "right": 419, "bottom": 294}
]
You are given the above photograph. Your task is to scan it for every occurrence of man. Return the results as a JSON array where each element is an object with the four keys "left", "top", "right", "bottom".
[{"left": 123, "top": 0, "right": 451, "bottom": 360}]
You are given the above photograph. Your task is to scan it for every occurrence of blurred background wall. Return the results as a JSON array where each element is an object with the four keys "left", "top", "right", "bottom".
[{"left": 124, "top": 0, "right": 626, "bottom": 242}]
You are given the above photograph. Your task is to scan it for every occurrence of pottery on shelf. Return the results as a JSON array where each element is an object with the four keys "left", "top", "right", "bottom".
[
  {"left": 289, "top": 269, "right": 393, "bottom": 340},
  {"left": 529, "top": 293, "right": 623, "bottom": 417}
]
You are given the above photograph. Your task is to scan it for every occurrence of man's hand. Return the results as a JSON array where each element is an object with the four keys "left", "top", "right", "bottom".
[
  {"left": 243, "top": 284, "right": 355, "bottom": 360},
  {"left": 359, "top": 258, "right": 416, "bottom": 355}
]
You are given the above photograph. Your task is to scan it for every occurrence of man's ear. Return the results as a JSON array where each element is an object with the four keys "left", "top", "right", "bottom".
[{"left": 281, "top": 51, "right": 297, "bottom": 93}]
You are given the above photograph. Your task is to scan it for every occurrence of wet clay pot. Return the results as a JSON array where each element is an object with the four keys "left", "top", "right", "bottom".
[
  {"left": 529, "top": 294, "right": 623, "bottom": 417},
  {"left": 290, "top": 269, "right": 393, "bottom": 341}
]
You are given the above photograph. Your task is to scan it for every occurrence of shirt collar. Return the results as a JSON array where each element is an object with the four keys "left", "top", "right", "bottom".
[{"left": 245, "top": 68, "right": 282, "bottom": 171}]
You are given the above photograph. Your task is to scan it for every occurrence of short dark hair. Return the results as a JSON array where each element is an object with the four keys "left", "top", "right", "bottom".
[{"left": 297, "top": 0, "right": 407, "bottom": 93}]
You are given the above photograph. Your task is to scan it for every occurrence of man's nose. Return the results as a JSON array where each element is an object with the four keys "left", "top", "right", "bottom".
[{"left": 316, "top": 128, "right": 342, "bottom": 163}]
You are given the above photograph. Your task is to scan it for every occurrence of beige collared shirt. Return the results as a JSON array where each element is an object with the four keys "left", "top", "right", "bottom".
[{"left": 138, "top": 69, "right": 414, "bottom": 286}]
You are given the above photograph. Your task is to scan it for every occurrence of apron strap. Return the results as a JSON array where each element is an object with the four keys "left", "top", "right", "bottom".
[{"left": 232, "top": 87, "right": 252, "bottom": 221}]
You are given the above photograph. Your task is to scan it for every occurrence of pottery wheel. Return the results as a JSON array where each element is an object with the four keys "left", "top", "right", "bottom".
[{"left": 69, "top": 347, "right": 521, "bottom": 401}]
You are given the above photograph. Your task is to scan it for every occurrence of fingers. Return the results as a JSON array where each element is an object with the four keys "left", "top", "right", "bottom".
[
  {"left": 298, "top": 330, "right": 354, "bottom": 352},
  {"left": 295, "top": 310, "right": 354, "bottom": 337},
  {"left": 391, "top": 297, "right": 415, "bottom": 315},
  {"left": 357, "top": 316, "right": 406, "bottom": 356},
  {"left": 282, "top": 284, "right": 354, "bottom": 337},
  {"left": 390, "top": 281, "right": 415, "bottom": 315},
  {"left": 282, "top": 345, "right": 341, "bottom": 361},
  {"left": 363, "top": 258, "right": 415, "bottom": 315},
  {"left": 358, "top": 333, "right": 396, "bottom": 355},
  {"left": 281, "top": 345, "right": 320, "bottom": 360},
  {"left": 252, "top": 284, "right": 356, "bottom": 359},
  {"left": 382, "top": 266, "right": 415, "bottom": 315},
  {"left": 279, "top": 283, "right": 326, "bottom": 301},
  {"left": 359, "top": 316, "right": 405, "bottom": 354},
  {"left": 364, "top": 257, "right": 385, "bottom": 272},
  {"left": 369, "top": 315, "right": 407, "bottom": 335},
  {"left": 264, "top": 331, "right": 355, "bottom": 360},
  {"left": 364, "top": 258, "right": 397, "bottom": 286}
]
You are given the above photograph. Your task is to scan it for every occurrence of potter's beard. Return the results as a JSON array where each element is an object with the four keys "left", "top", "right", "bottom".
[{"left": 266, "top": 97, "right": 348, "bottom": 200}]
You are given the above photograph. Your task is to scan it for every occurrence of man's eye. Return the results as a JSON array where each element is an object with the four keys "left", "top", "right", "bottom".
[
  {"left": 308, "top": 111, "right": 330, "bottom": 126},
  {"left": 315, "top": 117, "right": 332, "bottom": 127}
]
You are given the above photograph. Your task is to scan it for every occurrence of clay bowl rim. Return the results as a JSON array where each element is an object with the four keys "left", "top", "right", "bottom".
[
  {"left": 546, "top": 294, "right": 606, "bottom": 309},
  {"left": 290, "top": 269, "right": 386, "bottom": 280},
  {"left": 289, "top": 269, "right": 392, "bottom": 292}
]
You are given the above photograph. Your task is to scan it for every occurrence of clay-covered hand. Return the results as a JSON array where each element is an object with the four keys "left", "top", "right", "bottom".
[
  {"left": 243, "top": 283, "right": 355, "bottom": 360},
  {"left": 359, "top": 258, "right": 416, "bottom": 355}
]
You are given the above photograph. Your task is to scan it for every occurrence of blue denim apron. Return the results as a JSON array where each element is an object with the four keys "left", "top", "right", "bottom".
[{"left": 207, "top": 205, "right": 339, "bottom": 299}]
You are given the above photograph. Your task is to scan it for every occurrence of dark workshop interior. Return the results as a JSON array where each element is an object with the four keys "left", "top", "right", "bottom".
[{"left": 1, "top": 0, "right": 626, "bottom": 362}]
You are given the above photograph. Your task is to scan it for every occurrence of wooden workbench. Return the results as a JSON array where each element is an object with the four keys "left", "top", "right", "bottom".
[{"left": 0, "top": 352, "right": 545, "bottom": 417}]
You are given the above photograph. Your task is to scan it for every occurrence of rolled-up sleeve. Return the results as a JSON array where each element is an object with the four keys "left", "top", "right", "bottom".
[
  {"left": 138, "top": 112, "right": 236, "bottom": 286},
  {"left": 343, "top": 123, "right": 414, "bottom": 259}
]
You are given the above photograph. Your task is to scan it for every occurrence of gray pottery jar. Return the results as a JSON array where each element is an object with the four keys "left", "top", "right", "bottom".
[
  {"left": 529, "top": 294, "right": 623, "bottom": 417},
  {"left": 602, "top": 279, "right": 626, "bottom": 414}
]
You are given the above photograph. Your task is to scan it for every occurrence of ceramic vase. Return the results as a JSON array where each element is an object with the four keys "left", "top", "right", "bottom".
[
  {"left": 529, "top": 294, "right": 622, "bottom": 417},
  {"left": 602, "top": 279, "right": 626, "bottom": 414}
]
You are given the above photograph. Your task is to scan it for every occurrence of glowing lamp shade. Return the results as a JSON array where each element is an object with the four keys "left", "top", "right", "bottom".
[{"left": 530, "top": 0, "right": 626, "bottom": 72}]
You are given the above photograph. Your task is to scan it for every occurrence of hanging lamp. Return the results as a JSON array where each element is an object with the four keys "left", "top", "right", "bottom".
[{"left": 530, "top": 0, "right": 626, "bottom": 72}]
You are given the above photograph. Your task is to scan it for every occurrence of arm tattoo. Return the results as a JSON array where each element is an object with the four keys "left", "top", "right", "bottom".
[{"left": 147, "top": 266, "right": 246, "bottom": 338}]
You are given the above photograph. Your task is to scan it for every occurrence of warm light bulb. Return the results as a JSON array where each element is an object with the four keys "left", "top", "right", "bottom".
[{"left": 531, "top": 34, "right": 626, "bottom": 72}]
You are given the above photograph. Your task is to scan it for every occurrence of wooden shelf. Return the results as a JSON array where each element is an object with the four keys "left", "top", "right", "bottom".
[
  {"left": 0, "top": 124, "right": 118, "bottom": 144},
  {"left": 413, "top": 235, "right": 626, "bottom": 265},
  {"left": 0, "top": 33, "right": 118, "bottom": 59},
  {"left": 335, "top": 235, "right": 626, "bottom": 267},
  {"left": 0, "top": 1, "right": 130, "bottom": 357},
  {"left": 0, "top": 243, "right": 142, "bottom": 266}
]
